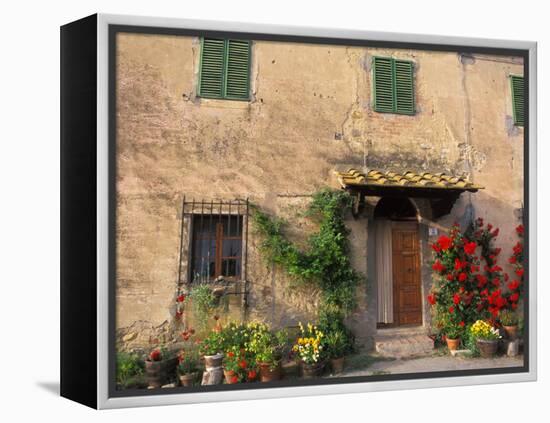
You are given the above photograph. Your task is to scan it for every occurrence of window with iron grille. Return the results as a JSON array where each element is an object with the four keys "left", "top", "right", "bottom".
[
  {"left": 198, "top": 37, "right": 251, "bottom": 101},
  {"left": 510, "top": 75, "right": 524, "bottom": 126},
  {"left": 372, "top": 56, "right": 415, "bottom": 115},
  {"left": 178, "top": 199, "right": 248, "bottom": 285}
]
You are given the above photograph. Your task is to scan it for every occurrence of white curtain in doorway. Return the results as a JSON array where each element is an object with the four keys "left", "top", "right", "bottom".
[{"left": 376, "top": 219, "right": 393, "bottom": 323}]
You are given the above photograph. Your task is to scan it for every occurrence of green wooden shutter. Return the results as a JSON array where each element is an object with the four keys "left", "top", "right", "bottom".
[
  {"left": 395, "top": 60, "right": 415, "bottom": 114},
  {"left": 510, "top": 75, "right": 524, "bottom": 126},
  {"left": 224, "top": 40, "right": 251, "bottom": 100},
  {"left": 198, "top": 38, "right": 225, "bottom": 98},
  {"left": 373, "top": 57, "right": 395, "bottom": 113},
  {"left": 373, "top": 57, "right": 415, "bottom": 115}
]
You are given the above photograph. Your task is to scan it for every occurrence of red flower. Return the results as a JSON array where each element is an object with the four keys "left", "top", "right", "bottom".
[
  {"left": 431, "top": 243, "right": 441, "bottom": 253},
  {"left": 515, "top": 268, "right": 525, "bottom": 278},
  {"left": 492, "top": 228, "right": 500, "bottom": 237},
  {"left": 238, "top": 360, "right": 247, "bottom": 369},
  {"left": 449, "top": 306, "right": 455, "bottom": 313},
  {"left": 511, "top": 302, "right": 518, "bottom": 310},
  {"left": 437, "top": 235, "right": 452, "bottom": 251},
  {"left": 508, "top": 256, "right": 517, "bottom": 264},
  {"left": 446, "top": 273, "right": 454, "bottom": 281},
  {"left": 177, "top": 294, "right": 186, "bottom": 302},
  {"left": 427, "top": 293, "right": 436, "bottom": 305},
  {"left": 492, "top": 277, "right": 501, "bottom": 287},
  {"left": 454, "top": 258, "right": 463, "bottom": 271},
  {"left": 453, "top": 294, "right": 461, "bottom": 305},
  {"left": 477, "top": 217, "right": 484, "bottom": 227},
  {"left": 227, "top": 351, "right": 235, "bottom": 358},
  {"left": 458, "top": 272, "right": 467, "bottom": 282},
  {"left": 516, "top": 224, "right": 524, "bottom": 235},
  {"left": 247, "top": 370, "right": 257, "bottom": 381},
  {"left": 476, "top": 274, "right": 488, "bottom": 286},
  {"left": 432, "top": 260, "right": 445, "bottom": 273},
  {"left": 508, "top": 280, "right": 520, "bottom": 291},
  {"left": 459, "top": 321, "right": 465, "bottom": 327},
  {"left": 509, "top": 292, "right": 520, "bottom": 302},
  {"left": 149, "top": 349, "right": 162, "bottom": 362},
  {"left": 495, "top": 296, "right": 507, "bottom": 309},
  {"left": 464, "top": 241, "right": 477, "bottom": 255},
  {"left": 231, "top": 375, "right": 239, "bottom": 384},
  {"left": 513, "top": 242, "right": 523, "bottom": 254}
]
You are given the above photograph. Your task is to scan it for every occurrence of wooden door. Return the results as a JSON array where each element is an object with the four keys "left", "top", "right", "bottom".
[{"left": 392, "top": 222, "right": 422, "bottom": 325}]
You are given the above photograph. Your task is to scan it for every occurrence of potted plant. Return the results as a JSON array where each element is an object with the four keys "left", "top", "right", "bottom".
[
  {"left": 443, "top": 322, "right": 463, "bottom": 351},
  {"left": 324, "top": 329, "right": 349, "bottom": 374},
  {"left": 247, "top": 324, "right": 286, "bottom": 382},
  {"left": 499, "top": 309, "right": 519, "bottom": 340},
  {"left": 177, "top": 348, "right": 201, "bottom": 387},
  {"left": 199, "top": 329, "right": 225, "bottom": 368},
  {"left": 470, "top": 320, "right": 501, "bottom": 357},
  {"left": 293, "top": 322, "right": 325, "bottom": 378},
  {"left": 222, "top": 347, "right": 257, "bottom": 384},
  {"left": 144, "top": 346, "right": 177, "bottom": 388}
]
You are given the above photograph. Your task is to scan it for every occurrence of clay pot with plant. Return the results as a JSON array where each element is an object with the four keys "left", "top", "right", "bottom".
[
  {"left": 499, "top": 309, "right": 519, "bottom": 340},
  {"left": 470, "top": 320, "right": 501, "bottom": 357},
  {"left": 222, "top": 347, "right": 256, "bottom": 384},
  {"left": 247, "top": 325, "right": 287, "bottom": 382},
  {"left": 116, "top": 352, "right": 145, "bottom": 390},
  {"left": 199, "top": 328, "right": 225, "bottom": 368},
  {"left": 293, "top": 322, "right": 326, "bottom": 379},
  {"left": 144, "top": 346, "right": 177, "bottom": 388},
  {"left": 177, "top": 347, "right": 201, "bottom": 387},
  {"left": 324, "top": 329, "right": 350, "bottom": 374},
  {"left": 443, "top": 322, "right": 464, "bottom": 352}
]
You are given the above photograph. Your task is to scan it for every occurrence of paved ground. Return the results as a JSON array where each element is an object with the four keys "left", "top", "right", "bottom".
[{"left": 339, "top": 354, "right": 524, "bottom": 377}]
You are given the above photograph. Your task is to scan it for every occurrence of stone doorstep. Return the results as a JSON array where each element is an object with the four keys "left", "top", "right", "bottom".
[
  {"left": 374, "top": 330, "right": 434, "bottom": 358},
  {"left": 449, "top": 349, "right": 471, "bottom": 357}
]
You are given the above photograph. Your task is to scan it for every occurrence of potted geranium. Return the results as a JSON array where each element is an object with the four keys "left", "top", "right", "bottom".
[
  {"left": 144, "top": 346, "right": 177, "bottom": 388},
  {"left": 470, "top": 320, "right": 501, "bottom": 357},
  {"left": 499, "top": 309, "right": 519, "bottom": 340},
  {"left": 293, "top": 322, "right": 325, "bottom": 378},
  {"left": 222, "top": 347, "right": 257, "bottom": 384},
  {"left": 177, "top": 348, "right": 201, "bottom": 387},
  {"left": 324, "top": 329, "right": 349, "bottom": 374}
]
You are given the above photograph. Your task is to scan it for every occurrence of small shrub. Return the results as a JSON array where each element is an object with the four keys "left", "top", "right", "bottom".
[{"left": 116, "top": 352, "right": 144, "bottom": 387}]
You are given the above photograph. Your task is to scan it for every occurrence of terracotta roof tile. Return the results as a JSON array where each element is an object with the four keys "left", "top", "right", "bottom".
[{"left": 334, "top": 168, "right": 484, "bottom": 192}]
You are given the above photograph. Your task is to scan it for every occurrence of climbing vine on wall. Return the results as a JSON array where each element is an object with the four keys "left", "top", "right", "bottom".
[{"left": 251, "top": 188, "right": 363, "bottom": 317}]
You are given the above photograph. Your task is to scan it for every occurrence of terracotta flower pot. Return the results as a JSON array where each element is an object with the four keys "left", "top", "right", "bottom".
[
  {"left": 446, "top": 338, "right": 460, "bottom": 351},
  {"left": 330, "top": 357, "right": 345, "bottom": 374},
  {"left": 223, "top": 369, "right": 239, "bottom": 384},
  {"left": 203, "top": 353, "right": 223, "bottom": 368},
  {"left": 259, "top": 362, "right": 281, "bottom": 382},
  {"left": 477, "top": 339, "right": 498, "bottom": 357},
  {"left": 503, "top": 325, "right": 519, "bottom": 340},
  {"left": 300, "top": 361, "right": 325, "bottom": 379},
  {"left": 179, "top": 372, "right": 197, "bottom": 387}
]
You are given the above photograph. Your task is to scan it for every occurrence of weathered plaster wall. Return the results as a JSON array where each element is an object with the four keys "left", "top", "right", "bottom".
[{"left": 115, "top": 32, "right": 523, "bottom": 350}]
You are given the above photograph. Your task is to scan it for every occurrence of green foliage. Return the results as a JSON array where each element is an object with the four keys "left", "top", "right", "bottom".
[
  {"left": 116, "top": 352, "right": 144, "bottom": 387},
  {"left": 499, "top": 309, "right": 519, "bottom": 326},
  {"left": 199, "top": 329, "right": 225, "bottom": 356},
  {"left": 190, "top": 284, "right": 217, "bottom": 333},
  {"left": 251, "top": 188, "right": 363, "bottom": 316}
]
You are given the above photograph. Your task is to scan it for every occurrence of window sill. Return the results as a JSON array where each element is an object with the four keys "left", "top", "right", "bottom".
[{"left": 197, "top": 97, "right": 251, "bottom": 109}]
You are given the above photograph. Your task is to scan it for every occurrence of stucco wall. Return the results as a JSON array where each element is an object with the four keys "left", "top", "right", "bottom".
[{"left": 115, "top": 32, "right": 524, "bottom": 349}]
